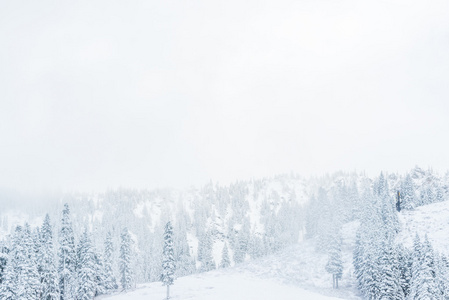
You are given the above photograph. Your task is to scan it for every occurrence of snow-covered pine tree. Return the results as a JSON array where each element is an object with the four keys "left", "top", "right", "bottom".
[
  {"left": 3, "top": 225, "right": 41, "bottom": 300},
  {"left": 325, "top": 233, "right": 343, "bottom": 289},
  {"left": 353, "top": 191, "right": 385, "bottom": 299},
  {"left": 94, "top": 251, "right": 107, "bottom": 296},
  {"left": 436, "top": 186, "right": 445, "bottom": 203},
  {"left": 397, "top": 244, "right": 412, "bottom": 298},
  {"left": 315, "top": 188, "right": 334, "bottom": 252},
  {"left": 420, "top": 235, "right": 440, "bottom": 297},
  {"left": 199, "top": 231, "right": 216, "bottom": 272},
  {"left": 377, "top": 241, "right": 403, "bottom": 299},
  {"left": 436, "top": 254, "right": 449, "bottom": 298},
  {"left": 426, "top": 187, "right": 435, "bottom": 205},
  {"left": 353, "top": 230, "right": 363, "bottom": 291},
  {"left": 104, "top": 231, "right": 118, "bottom": 291},
  {"left": 58, "top": 203, "right": 77, "bottom": 300},
  {"left": 376, "top": 172, "right": 387, "bottom": 197},
  {"left": 409, "top": 234, "right": 440, "bottom": 299},
  {"left": 119, "top": 227, "right": 133, "bottom": 291},
  {"left": 161, "top": 221, "right": 176, "bottom": 300},
  {"left": 0, "top": 258, "right": 16, "bottom": 300},
  {"left": 76, "top": 229, "right": 97, "bottom": 300},
  {"left": 174, "top": 226, "right": 195, "bottom": 278},
  {"left": 220, "top": 242, "right": 231, "bottom": 268},
  {"left": 0, "top": 243, "right": 8, "bottom": 284},
  {"left": 233, "top": 236, "right": 245, "bottom": 264},
  {"left": 0, "top": 227, "right": 22, "bottom": 299},
  {"left": 21, "top": 224, "right": 41, "bottom": 299},
  {"left": 409, "top": 233, "right": 423, "bottom": 299},
  {"left": 237, "top": 218, "right": 250, "bottom": 257},
  {"left": 401, "top": 174, "right": 417, "bottom": 210},
  {"left": 39, "top": 214, "right": 59, "bottom": 299}
]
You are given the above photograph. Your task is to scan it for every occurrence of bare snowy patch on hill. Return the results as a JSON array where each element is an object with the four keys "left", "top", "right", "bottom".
[{"left": 398, "top": 200, "right": 449, "bottom": 253}]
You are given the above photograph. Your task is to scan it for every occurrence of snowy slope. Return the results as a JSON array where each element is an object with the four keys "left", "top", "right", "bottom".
[
  {"left": 397, "top": 200, "right": 449, "bottom": 253},
  {"left": 239, "top": 221, "right": 360, "bottom": 300},
  {"left": 99, "top": 268, "right": 343, "bottom": 300}
]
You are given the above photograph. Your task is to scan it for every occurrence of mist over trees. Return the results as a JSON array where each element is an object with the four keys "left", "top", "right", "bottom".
[{"left": 0, "top": 166, "right": 448, "bottom": 299}]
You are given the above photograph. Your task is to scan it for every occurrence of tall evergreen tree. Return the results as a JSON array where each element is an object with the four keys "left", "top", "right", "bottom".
[
  {"left": 103, "top": 231, "right": 118, "bottom": 291},
  {"left": 325, "top": 233, "right": 343, "bottom": 289},
  {"left": 0, "top": 258, "right": 16, "bottom": 300},
  {"left": 402, "top": 174, "right": 417, "bottom": 210},
  {"left": 161, "top": 221, "right": 176, "bottom": 300},
  {"left": 397, "top": 245, "right": 412, "bottom": 298},
  {"left": 220, "top": 243, "right": 231, "bottom": 269},
  {"left": 233, "top": 237, "right": 245, "bottom": 264},
  {"left": 119, "top": 227, "right": 133, "bottom": 291},
  {"left": 93, "top": 251, "right": 107, "bottom": 296},
  {"left": 199, "top": 231, "right": 215, "bottom": 272},
  {"left": 174, "top": 226, "right": 195, "bottom": 277},
  {"left": 76, "top": 229, "right": 96, "bottom": 300},
  {"left": 20, "top": 224, "right": 41, "bottom": 299},
  {"left": 410, "top": 234, "right": 440, "bottom": 299},
  {"left": 436, "top": 254, "right": 449, "bottom": 299},
  {"left": 377, "top": 242, "right": 403, "bottom": 300},
  {"left": 39, "top": 214, "right": 59, "bottom": 300},
  {"left": 0, "top": 243, "right": 8, "bottom": 284},
  {"left": 2, "top": 225, "right": 41, "bottom": 299},
  {"left": 58, "top": 203, "right": 77, "bottom": 300}
]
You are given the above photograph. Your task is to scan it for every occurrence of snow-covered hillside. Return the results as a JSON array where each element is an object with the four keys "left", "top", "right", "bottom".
[{"left": 398, "top": 199, "right": 449, "bottom": 253}]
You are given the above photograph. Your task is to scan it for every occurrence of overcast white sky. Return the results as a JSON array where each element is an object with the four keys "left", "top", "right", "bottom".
[{"left": 1, "top": 0, "right": 449, "bottom": 192}]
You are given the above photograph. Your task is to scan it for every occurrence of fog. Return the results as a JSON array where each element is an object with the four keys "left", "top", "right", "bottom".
[{"left": 1, "top": 0, "right": 449, "bottom": 192}]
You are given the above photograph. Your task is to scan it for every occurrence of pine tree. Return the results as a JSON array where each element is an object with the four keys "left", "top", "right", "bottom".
[
  {"left": 93, "top": 251, "right": 107, "bottom": 296},
  {"left": 220, "top": 243, "right": 231, "bottom": 268},
  {"left": 436, "top": 254, "right": 449, "bottom": 299},
  {"left": 410, "top": 234, "right": 440, "bottom": 299},
  {"left": 402, "top": 174, "right": 417, "bottom": 210},
  {"left": 0, "top": 227, "right": 22, "bottom": 299},
  {"left": 0, "top": 259, "right": 16, "bottom": 300},
  {"left": 58, "top": 203, "right": 77, "bottom": 300},
  {"left": 436, "top": 186, "right": 445, "bottom": 203},
  {"left": 0, "top": 243, "right": 8, "bottom": 284},
  {"left": 397, "top": 244, "right": 412, "bottom": 298},
  {"left": 161, "top": 221, "right": 176, "bottom": 300},
  {"left": 2, "top": 225, "right": 41, "bottom": 300},
  {"left": 119, "top": 227, "right": 133, "bottom": 291},
  {"left": 199, "top": 231, "right": 215, "bottom": 272},
  {"left": 174, "top": 227, "right": 195, "bottom": 277},
  {"left": 76, "top": 229, "right": 97, "bottom": 300},
  {"left": 20, "top": 224, "right": 41, "bottom": 299},
  {"left": 39, "top": 214, "right": 59, "bottom": 299},
  {"left": 104, "top": 231, "right": 118, "bottom": 291},
  {"left": 233, "top": 236, "right": 245, "bottom": 264},
  {"left": 325, "top": 233, "right": 343, "bottom": 289},
  {"left": 409, "top": 233, "right": 423, "bottom": 299},
  {"left": 426, "top": 187, "right": 435, "bottom": 204},
  {"left": 377, "top": 242, "right": 403, "bottom": 299}
]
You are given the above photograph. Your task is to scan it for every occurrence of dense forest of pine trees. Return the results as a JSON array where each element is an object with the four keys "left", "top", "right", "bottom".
[{"left": 0, "top": 167, "right": 447, "bottom": 299}]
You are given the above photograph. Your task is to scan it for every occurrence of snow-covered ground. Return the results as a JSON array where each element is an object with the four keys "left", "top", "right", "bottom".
[
  {"left": 398, "top": 200, "right": 449, "bottom": 253},
  {"left": 99, "top": 269, "right": 343, "bottom": 300},
  {"left": 239, "top": 222, "right": 360, "bottom": 300}
]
